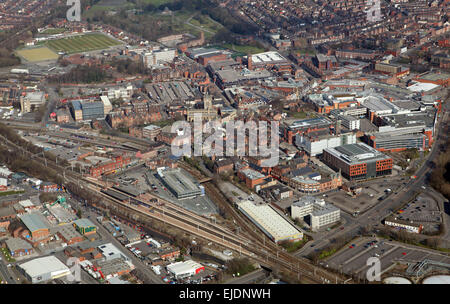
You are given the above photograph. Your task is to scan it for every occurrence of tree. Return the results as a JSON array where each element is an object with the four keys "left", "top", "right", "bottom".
[{"left": 425, "top": 238, "right": 441, "bottom": 249}]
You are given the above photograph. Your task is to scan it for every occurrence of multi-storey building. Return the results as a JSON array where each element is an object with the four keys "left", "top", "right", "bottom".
[
  {"left": 322, "top": 143, "right": 393, "bottom": 181},
  {"left": 282, "top": 117, "right": 334, "bottom": 144},
  {"left": 295, "top": 131, "right": 357, "bottom": 156},
  {"left": 291, "top": 196, "right": 340, "bottom": 232}
]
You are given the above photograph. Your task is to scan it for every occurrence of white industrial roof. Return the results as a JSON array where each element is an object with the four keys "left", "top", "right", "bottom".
[
  {"left": 19, "top": 256, "right": 70, "bottom": 278},
  {"left": 407, "top": 82, "right": 440, "bottom": 92},
  {"left": 238, "top": 200, "right": 303, "bottom": 242},
  {"left": 251, "top": 51, "right": 286, "bottom": 64},
  {"left": 19, "top": 199, "right": 34, "bottom": 208},
  {"left": 167, "top": 260, "right": 203, "bottom": 275},
  {"left": 100, "top": 95, "right": 112, "bottom": 106},
  {"left": 98, "top": 242, "right": 125, "bottom": 258}
]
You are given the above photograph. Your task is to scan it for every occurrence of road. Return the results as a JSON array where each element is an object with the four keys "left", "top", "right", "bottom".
[
  {"left": 71, "top": 198, "right": 164, "bottom": 284},
  {"left": 0, "top": 260, "right": 15, "bottom": 284},
  {"left": 296, "top": 98, "right": 450, "bottom": 257},
  {"left": 41, "top": 86, "right": 58, "bottom": 127}
]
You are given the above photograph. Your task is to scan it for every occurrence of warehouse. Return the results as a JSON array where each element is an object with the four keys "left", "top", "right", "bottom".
[
  {"left": 237, "top": 200, "right": 303, "bottom": 243},
  {"left": 156, "top": 167, "right": 203, "bottom": 200},
  {"left": 73, "top": 218, "right": 97, "bottom": 235},
  {"left": 144, "top": 81, "right": 201, "bottom": 104},
  {"left": 247, "top": 51, "right": 289, "bottom": 69},
  {"left": 166, "top": 260, "right": 205, "bottom": 279},
  {"left": 5, "top": 237, "right": 34, "bottom": 257},
  {"left": 98, "top": 243, "right": 129, "bottom": 261},
  {"left": 322, "top": 143, "right": 393, "bottom": 181},
  {"left": 94, "top": 258, "right": 134, "bottom": 279},
  {"left": 57, "top": 224, "right": 84, "bottom": 245},
  {"left": 18, "top": 256, "right": 71, "bottom": 283},
  {"left": 19, "top": 212, "right": 50, "bottom": 241}
]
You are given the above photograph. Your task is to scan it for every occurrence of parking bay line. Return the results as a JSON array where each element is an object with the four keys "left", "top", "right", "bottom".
[
  {"left": 338, "top": 245, "right": 379, "bottom": 266},
  {"left": 354, "top": 245, "right": 399, "bottom": 274}
]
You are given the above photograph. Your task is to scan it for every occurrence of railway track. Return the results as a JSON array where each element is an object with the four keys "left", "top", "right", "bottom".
[
  {"left": 0, "top": 131, "right": 345, "bottom": 283},
  {"left": 178, "top": 162, "right": 348, "bottom": 283},
  {"left": 93, "top": 182, "right": 328, "bottom": 283}
]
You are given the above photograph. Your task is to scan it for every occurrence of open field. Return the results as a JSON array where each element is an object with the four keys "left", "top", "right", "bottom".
[
  {"left": 223, "top": 44, "right": 265, "bottom": 55},
  {"left": 142, "top": 0, "right": 176, "bottom": 5},
  {"left": 40, "top": 28, "right": 66, "bottom": 35},
  {"left": 16, "top": 47, "right": 59, "bottom": 62},
  {"left": 43, "top": 33, "right": 122, "bottom": 54},
  {"left": 84, "top": 0, "right": 133, "bottom": 17}
]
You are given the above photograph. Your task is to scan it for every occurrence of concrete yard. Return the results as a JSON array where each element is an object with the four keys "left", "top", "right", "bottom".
[
  {"left": 394, "top": 193, "right": 442, "bottom": 234},
  {"left": 113, "top": 166, "right": 218, "bottom": 216},
  {"left": 324, "top": 237, "right": 450, "bottom": 280},
  {"left": 325, "top": 177, "right": 405, "bottom": 214}
]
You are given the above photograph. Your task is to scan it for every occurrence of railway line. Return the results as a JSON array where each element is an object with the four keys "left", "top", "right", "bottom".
[
  {"left": 96, "top": 184, "right": 251, "bottom": 247},
  {"left": 178, "top": 162, "right": 348, "bottom": 283},
  {"left": 0, "top": 129, "right": 346, "bottom": 283},
  {"left": 87, "top": 182, "right": 254, "bottom": 255},
  {"left": 94, "top": 182, "right": 332, "bottom": 283},
  {"left": 0, "top": 120, "right": 150, "bottom": 152}
]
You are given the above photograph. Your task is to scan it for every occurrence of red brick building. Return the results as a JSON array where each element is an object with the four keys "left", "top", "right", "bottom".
[
  {"left": 159, "top": 248, "right": 181, "bottom": 261},
  {"left": 198, "top": 53, "right": 228, "bottom": 66},
  {"left": 237, "top": 168, "right": 266, "bottom": 189},
  {"left": 213, "top": 159, "right": 234, "bottom": 174},
  {"left": 89, "top": 155, "right": 131, "bottom": 178}
]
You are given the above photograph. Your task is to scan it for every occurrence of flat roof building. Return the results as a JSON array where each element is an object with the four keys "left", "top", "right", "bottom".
[
  {"left": 95, "top": 258, "right": 134, "bottom": 279},
  {"left": 98, "top": 243, "right": 129, "bottom": 261},
  {"left": 156, "top": 167, "right": 203, "bottom": 200},
  {"left": 237, "top": 168, "right": 267, "bottom": 189},
  {"left": 18, "top": 256, "right": 71, "bottom": 283},
  {"left": 237, "top": 200, "right": 303, "bottom": 243},
  {"left": 322, "top": 143, "right": 393, "bottom": 181},
  {"left": 295, "top": 131, "right": 357, "bottom": 156},
  {"left": 248, "top": 51, "right": 289, "bottom": 69},
  {"left": 291, "top": 196, "right": 340, "bottom": 232},
  {"left": 283, "top": 117, "right": 334, "bottom": 144},
  {"left": 166, "top": 260, "right": 205, "bottom": 279},
  {"left": 384, "top": 216, "right": 423, "bottom": 234},
  {"left": 5, "top": 237, "right": 34, "bottom": 257},
  {"left": 73, "top": 218, "right": 97, "bottom": 235}
]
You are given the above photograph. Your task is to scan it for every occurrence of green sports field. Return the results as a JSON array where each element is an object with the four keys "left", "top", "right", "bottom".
[
  {"left": 16, "top": 47, "right": 59, "bottom": 62},
  {"left": 43, "top": 33, "right": 122, "bottom": 54}
]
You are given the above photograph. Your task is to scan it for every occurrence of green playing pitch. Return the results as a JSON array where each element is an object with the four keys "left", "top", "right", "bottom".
[{"left": 44, "top": 33, "right": 122, "bottom": 54}]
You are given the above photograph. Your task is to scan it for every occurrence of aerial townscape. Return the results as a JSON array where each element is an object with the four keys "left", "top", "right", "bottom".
[{"left": 0, "top": 0, "right": 449, "bottom": 290}]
